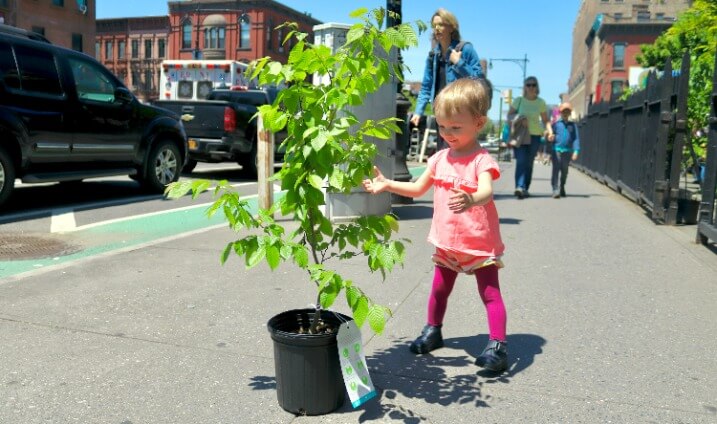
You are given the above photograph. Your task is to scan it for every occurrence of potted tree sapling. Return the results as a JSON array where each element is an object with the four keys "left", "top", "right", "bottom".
[{"left": 166, "top": 8, "right": 422, "bottom": 415}]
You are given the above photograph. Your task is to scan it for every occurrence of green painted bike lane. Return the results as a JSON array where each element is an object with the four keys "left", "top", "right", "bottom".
[{"left": 0, "top": 166, "right": 426, "bottom": 280}]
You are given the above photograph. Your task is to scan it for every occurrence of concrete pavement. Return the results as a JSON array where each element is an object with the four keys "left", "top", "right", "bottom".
[{"left": 1, "top": 159, "right": 716, "bottom": 423}]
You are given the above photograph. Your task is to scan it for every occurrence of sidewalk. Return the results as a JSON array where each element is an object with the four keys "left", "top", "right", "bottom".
[{"left": 1, "top": 161, "right": 716, "bottom": 423}]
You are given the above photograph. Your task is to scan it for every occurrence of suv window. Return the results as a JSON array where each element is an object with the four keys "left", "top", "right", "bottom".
[
  {"left": 0, "top": 42, "right": 21, "bottom": 89},
  {"left": 68, "top": 57, "right": 116, "bottom": 103},
  {"left": 13, "top": 44, "right": 63, "bottom": 95}
]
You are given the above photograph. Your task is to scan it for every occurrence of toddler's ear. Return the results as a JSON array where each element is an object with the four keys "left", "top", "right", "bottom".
[{"left": 475, "top": 115, "right": 488, "bottom": 129}]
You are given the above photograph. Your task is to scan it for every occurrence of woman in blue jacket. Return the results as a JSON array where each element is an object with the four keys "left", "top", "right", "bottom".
[{"left": 410, "top": 8, "right": 484, "bottom": 150}]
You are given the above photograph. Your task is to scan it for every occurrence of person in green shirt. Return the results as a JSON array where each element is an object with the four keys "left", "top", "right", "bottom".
[{"left": 506, "top": 76, "right": 553, "bottom": 199}]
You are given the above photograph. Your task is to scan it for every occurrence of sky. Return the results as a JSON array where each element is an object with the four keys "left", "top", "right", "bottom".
[{"left": 96, "top": 0, "right": 582, "bottom": 122}]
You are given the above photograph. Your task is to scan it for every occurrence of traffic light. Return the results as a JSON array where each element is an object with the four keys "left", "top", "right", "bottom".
[{"left": 503, "top": 89, "right": 512, "bottom": 105}]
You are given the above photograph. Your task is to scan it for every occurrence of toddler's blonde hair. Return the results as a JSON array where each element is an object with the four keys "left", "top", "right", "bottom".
[{"left": 433, "top": 78, "right": 490, "bottom": 120}]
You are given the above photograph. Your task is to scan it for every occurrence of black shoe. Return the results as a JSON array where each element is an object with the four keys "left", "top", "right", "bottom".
[
  {"left": 475, "top": 339, "right": 508, "bottom": 372},
  {"left": 409, "top": 325, "right": 444, "bottom": 354},
  {"left": 514, "top": 188, "right": 524, "bottom": 199},
  {"left": 523, "top": 190, "right": 530, "bottom": 198},
  {"left": 560, "top": 187, "right": 566, "bottom": 197}
]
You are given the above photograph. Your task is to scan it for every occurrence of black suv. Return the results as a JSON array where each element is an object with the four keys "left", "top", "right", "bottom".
[{"left": 0, "top": 24, "right": 188, "bottom": 208}]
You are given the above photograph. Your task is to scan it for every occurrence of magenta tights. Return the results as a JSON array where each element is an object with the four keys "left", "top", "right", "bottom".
[{"left": 427, "top": 265, "right": 507, "bottom": 341}]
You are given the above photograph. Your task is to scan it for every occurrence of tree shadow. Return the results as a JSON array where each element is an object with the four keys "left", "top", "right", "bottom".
[
  {"left": 350, "top": 333, "right": 545, "bottom": 422},
  {"left": 247, "top": 333, "right": 545, "bottom": 421}
]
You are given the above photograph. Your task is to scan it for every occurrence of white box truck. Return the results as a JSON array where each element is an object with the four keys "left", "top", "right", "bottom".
[{"left": 159, "top": 60, "right": 252, "bottom": 101}]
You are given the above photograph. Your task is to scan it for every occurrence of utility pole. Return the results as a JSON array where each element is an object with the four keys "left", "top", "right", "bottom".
[
  {"left": 489, "top": 54, "right": 529, "bottom": 84},
  {"left": 386, "top": 0, "right": 412, "bottom": 204}
]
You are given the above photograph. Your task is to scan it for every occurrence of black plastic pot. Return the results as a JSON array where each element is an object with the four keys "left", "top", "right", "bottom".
[{"left": 267, "top": 308, "right": 351, "bottom": 415}]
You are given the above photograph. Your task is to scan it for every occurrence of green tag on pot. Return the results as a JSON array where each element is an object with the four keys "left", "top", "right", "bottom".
[{"left": 337, "top": 320, "right": 376, "bottom": 408}]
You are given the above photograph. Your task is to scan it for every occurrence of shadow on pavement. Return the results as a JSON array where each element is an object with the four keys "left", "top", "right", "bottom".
[
  {"left": 245, "top": 333, "right": 545, "bottom": 421},
  {"left": 351, "top": 333, "right": 546, "bottom": 422}
]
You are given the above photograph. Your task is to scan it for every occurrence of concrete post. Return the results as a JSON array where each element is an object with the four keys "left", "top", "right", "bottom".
[{"left": 313, "top": 23, "right": 395, "bottom": 221}]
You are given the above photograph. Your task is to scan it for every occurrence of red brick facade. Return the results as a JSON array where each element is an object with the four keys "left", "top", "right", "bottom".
[
  {"left": 1, "top": 0, "right": 95, "bottom": 55},
  {"left": 94, "top": 0, "right": 320, "bottom": 101}
]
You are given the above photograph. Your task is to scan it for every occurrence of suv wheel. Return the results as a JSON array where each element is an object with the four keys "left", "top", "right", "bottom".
[
  {"left": 0, "top": 147, "right": 15, "bottom": 207},
  {"left": 142, "top": 140, "right": 181, "bottom": 192}
]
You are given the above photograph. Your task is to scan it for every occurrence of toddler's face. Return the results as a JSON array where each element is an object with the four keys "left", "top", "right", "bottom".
[{"left": 436, "top": 111, "right": 485, "bottom": 152}]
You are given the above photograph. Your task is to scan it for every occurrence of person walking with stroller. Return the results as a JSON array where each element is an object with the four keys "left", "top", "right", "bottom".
[
  {"left": 363, "top": 78, "right": 509, "bottom": 373},
  {"left": 547, "top": 102, "right": 580, "bottom": 198},
  {"left": 507, "top": 76, "right": 553, "bottom": 198}
]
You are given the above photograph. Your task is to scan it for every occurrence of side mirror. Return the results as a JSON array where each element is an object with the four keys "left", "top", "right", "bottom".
[{"left": 114, "top": 87, "right": 134, "bottom": 104}]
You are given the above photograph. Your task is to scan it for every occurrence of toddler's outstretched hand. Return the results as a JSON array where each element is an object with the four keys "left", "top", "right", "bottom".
[{"left": 362, "top": 166, "right": 389, "bottom": 194}]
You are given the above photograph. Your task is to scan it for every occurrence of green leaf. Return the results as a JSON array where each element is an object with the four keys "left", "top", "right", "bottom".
[
  {"left": 220, "top": 243, "right": 232, "bottom": 265},
  {"left": 268, "top": 61, "right": 283, "bottom": 76},
  {"left": 346, "top": 25, "right": 365, "bottom": 45},
  {"left": 349, "top": 7, "right": 369, "bottom": 18},
  {"left": 293, "top": 246, "right": 309, "bottom": 268},
  {"left": 311, "top": 130, "right": 329, "bottom": 151},
  {"left": 328, "top": 170, "right": 345, "bottom": 190},
  {"left": 384, "top": 214, "right": 399, "bottom": 232},
  {"left": 367, "top": 304, "right": 388, "bottom": 334},
  {"left": 351, "top": 296, "right": 369, "bottom": 328},
  {"left": 307, "top": 174, "right": 324, "bottom": 189},
  {"left": 246, "top": 245, "right": 266, "bottom": 269},
  {"left": 265, "top": 245, "right": 281, "bottom": 270},
  {"left": 279, "top": 245, "right": 292, "bottom": 260}
]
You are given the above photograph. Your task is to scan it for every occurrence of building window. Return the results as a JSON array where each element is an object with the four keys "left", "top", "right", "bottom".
[
  {"left": 72, "top": 33, "right": 82, "bottom": 52},
  {"left": 131, "top": 39, "right": 139, "bottom": 59},
  {"left": 104, "top": 40, "right": 113, "bottom": 60},
  {"left": 95, "top": 41, "right": 100, "bottom": 59},
  {"left": 145, "top": 69, "right": 153, "bottom": 90},
  {"left": 614, "top": 13, "right": 623, "bottom": 20},
  {"left": 278, "top": 28, "right": 284, "bottom": 53},
  {"left": 158, "top": 39, "right": 165, "bottom": 58},
  {"left": 118, "top": 40, "right": 126, "bottom": 59},
  {"left": 52, "top": 0, "right": 64, "bottom": 6},
  {"left": 144, "top": 39, "right": 152, "bottom": 59},
  {"left": 0, "top": 0, "right": 7, "bottom": 7},
  {"left": 266, "top": 18, "right": 273, "bottom": 51},
  {"left": 637, "top": 11, "right": 650, "bottom": 21},
  {"left": 31, "top": 26, "right": 45, "bottom": 36},
  {"left": 656, "top": 13, "right": 665, "bottom": 20},
  {"left": 239, "top": 14, "right": 251, "bottom": 48},
  {"left": 203, "top": 27, "right": 225, "bottom": 49},
  {"left": 611, "top": 80, "right": 625, "bottom": 98},
  {"left": 613, "top": 43, "right": 625, "bottom": 68},
  {"left": 182, "top": 19, "right": 192, "bottom": 49}
]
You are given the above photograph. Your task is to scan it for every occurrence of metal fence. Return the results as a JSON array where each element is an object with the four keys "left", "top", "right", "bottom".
[
  {"left": 696, "top": 53, "right": 717, "bottom": 246},
  {"left": 573, "top": 53, "right": 700, "bottom": 226}
]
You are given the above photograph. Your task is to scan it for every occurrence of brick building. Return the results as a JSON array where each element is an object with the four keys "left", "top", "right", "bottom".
[
  {"left": 0, "top": 0, "right": 94, "bottom": 55},
  {"left": 96, "top": 16, "right": 169, "bottom": 101},
  {"left": 95, "top": 0, "right": 320, "bottom": 101},
  {"left": 567, "top": 0, "right": 692, "bottom": 119}
]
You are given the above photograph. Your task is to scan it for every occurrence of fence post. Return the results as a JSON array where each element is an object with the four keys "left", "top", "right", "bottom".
[
  {"left": 652, "top": 59, "right": 675, "bottom": 223},
  {"left": 666, "top": 53, "right": 691, "bottom": 224}
]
